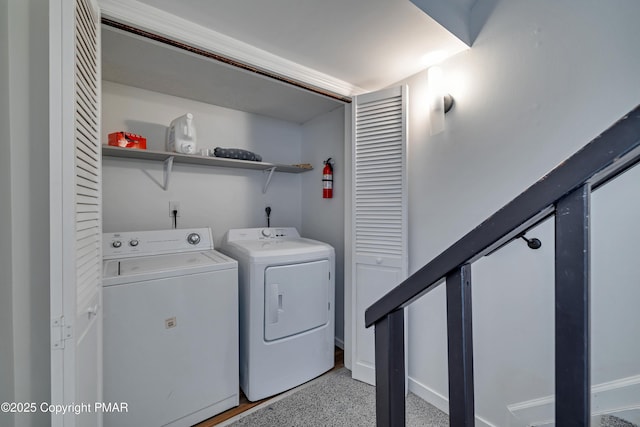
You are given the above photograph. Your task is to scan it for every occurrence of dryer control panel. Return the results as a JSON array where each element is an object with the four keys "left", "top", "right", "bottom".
[{"left": 225, "top": 227, "right": 301, "bottom": 242}]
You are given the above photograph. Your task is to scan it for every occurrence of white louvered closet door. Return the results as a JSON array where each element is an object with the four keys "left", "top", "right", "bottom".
[
  {"left": 50, "top": 0, "right": 102, "bottom": 425},
  {"left": 351, "top": 86, "right": 408, "bottom": 386}
]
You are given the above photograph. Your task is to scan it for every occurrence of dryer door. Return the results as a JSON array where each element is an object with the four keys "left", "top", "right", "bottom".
[{"left": 264, "top": 259, "right": 330, "bottom": 341}]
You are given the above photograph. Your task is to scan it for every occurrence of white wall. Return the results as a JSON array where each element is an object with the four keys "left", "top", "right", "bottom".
[
  {"left": 590, "top": 166, "right": 640, "bottom": 383},
  {"left": 395, "top": 1, "right": 640, "bottom": 425},
  {"left": 0, "top": 1, "right": 15, "bottom": 426},
  {"left": 300, "top": 106, "right": 346, "bottom": 346},
  {"left": 466, "top": 168, "right": 640, "bottom": 426},
  {"left": 102, "top": 82, "right": 304, "bottom": 245},
  {"left": 3, "top": 1, "right": 51, "bottom": 426},
  {"left": 103, "top": 81, "right": 348, "bottom": 344}
]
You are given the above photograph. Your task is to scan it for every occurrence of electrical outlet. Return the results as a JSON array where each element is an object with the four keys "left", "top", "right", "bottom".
[{"left": 169, "top": 201, "right": 180, "bottom": 217}]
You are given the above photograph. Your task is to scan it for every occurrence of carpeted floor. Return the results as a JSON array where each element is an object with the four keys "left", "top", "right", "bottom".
[
  {"left": 220, "top": 368, "right": 449, "bottom": 427},
  {"left": 600, "top": 415, "right": 638, "bottom": 427}
]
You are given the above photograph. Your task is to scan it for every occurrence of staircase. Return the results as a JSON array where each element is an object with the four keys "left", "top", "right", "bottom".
[
  {"left": 600, "top": 415, "right": 638, "bottom": 427},
  {"left": 534, "top": 414, "right": 639, "bottom": 427},
  {"left": 366, "top": 105, "right": 640, "bottom": 426}
]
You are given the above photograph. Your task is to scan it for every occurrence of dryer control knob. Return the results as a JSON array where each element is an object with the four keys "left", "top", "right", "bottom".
[
  {"left": 187, "top": 233, "right": 201, "bottom": 245},
  {"left": 112, "top": 240, "right": 122, "bottom": 248},
  {"left": 129, "top": 239, "right": 139, "bottom": 247},
  {"left": 261, "top": 228, "right": 272, "bottom": 238}
]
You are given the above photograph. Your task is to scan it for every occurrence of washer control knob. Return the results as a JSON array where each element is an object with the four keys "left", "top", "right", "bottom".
[
  {"left": 187, "top": 233, "right": 201, "bottom": 245},
  {"left": 261, "top": 228, "right": 272, "bottom": 238},
  {"left": 112, "top": 240, "right": 122, "bottom": 248},
  {"left": 129, "top": 239, "right": 139, "bottom": 247}
]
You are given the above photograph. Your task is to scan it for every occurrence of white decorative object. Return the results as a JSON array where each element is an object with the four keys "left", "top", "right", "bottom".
[{"left": 166, "top": 113, "right": 197, "bottom": 154}]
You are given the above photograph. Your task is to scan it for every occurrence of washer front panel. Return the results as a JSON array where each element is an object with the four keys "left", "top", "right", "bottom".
[{"left": 103, "top": 269, "right": 238, "bottom": 426}]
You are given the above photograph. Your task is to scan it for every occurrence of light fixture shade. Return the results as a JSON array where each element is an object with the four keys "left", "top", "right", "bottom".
[{"left": 428, "top": 66, "right": 445, "bottom": 135}]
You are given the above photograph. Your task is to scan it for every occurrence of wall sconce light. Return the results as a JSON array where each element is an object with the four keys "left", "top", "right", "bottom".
[{"left": 428, "top": 66, "right": 454, "bottom": 135}]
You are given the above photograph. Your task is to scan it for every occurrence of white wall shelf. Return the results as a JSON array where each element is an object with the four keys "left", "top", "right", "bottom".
[{"left": 102, "top": 145, "right": 312, "bottom": 192}]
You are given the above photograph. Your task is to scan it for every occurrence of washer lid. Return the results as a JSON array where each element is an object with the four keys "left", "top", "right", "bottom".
[{"left": 103, "top": 250, "right": 236, "bottom": 286}]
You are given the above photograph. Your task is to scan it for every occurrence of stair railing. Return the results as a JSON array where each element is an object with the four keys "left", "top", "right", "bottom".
[{"left": 365, "top": 106, "right": 640, "bottom": 426}]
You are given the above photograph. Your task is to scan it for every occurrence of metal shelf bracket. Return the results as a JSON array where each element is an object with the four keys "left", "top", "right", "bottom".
[
  {"left": 263, "top": 167, "right": 277, "bottom": 193},
  {"left": 163, "top": 156, "right": 174, "bottom": 191}
]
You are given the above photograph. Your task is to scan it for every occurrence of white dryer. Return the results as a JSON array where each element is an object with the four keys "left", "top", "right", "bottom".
[
  {"left": 102, "top": 228, "right": 238, "bottom": 427},
  {"left": 221, "top": 227, "right": 335, "bottom": 401}
]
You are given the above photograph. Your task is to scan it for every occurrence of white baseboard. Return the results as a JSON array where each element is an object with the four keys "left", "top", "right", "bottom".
[
  {"left": 335, "top": 337, "right": 344, "bottom": 350},
  {"left": 508, "top": 374, "right": 640, "bottom": 426},
  {"left": 408, "top": 376, "right": 497, "bottom": 427},
  {"left": 408, "top": 376, "right": 449, "bottom": 414}
]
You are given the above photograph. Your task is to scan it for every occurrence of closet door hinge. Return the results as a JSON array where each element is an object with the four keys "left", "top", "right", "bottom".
[{"left": 51, "top": 316, "right": 73, "bottom": 350}]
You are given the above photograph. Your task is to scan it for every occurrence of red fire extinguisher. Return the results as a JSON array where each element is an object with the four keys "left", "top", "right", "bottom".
[{"left": 323, "top": 158, "right": 333, "bottom": 199}]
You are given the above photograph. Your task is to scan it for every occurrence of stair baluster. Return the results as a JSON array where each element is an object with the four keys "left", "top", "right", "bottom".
[
  {"left": 555, "top": 184, "right": 591, "bottom": 425},
  {"left": 374, "top": 309, "right": 406, "bottom": 427},
  {"left": 446, "top": 264, "right": 475, "bottom": 426}
]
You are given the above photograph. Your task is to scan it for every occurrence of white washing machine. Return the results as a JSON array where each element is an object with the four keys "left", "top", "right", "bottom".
[
  {"left": 220, "top": 227, "right": 335, "bottom": 401},
  {"left": 102, "top": 228, "right": 238, "bottom": 427}
]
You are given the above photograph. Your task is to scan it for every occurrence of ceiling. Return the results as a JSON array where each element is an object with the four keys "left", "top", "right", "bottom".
[
  {"left": 100, "top": 0, "right": 471, "bottom": 123},
  {"left": 102, "top": 27, "right": 346, "bottom": 123},
  {"left": 132, "top": 0, "right": 470, "bottom": 93}
]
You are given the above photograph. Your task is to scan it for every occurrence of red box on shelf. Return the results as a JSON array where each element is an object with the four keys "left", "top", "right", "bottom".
[{"left": 108, "top": 132, "right": 147, "bottom": 150}]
